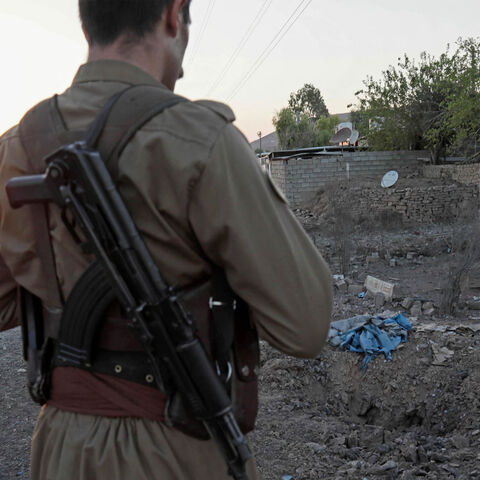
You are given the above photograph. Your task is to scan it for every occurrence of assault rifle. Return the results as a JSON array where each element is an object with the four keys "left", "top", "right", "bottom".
[{"left": 6, "top": 142, "right": 251, "bottom": 480}]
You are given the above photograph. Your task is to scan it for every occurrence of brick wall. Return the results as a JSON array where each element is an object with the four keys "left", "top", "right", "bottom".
[
  {"left": 424, "top": 164, "right": 480, "bottom": 185},
  {"left": 271, "top": 150, "right": 426, "bottom": 206}
]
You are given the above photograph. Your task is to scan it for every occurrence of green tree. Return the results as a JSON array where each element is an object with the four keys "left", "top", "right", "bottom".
[
  {"left": 273, "top": 109, "right": 338, "bottom": 149},
  {"left": 272, "top": 108, "right": 298, "bottom": 149},
  {"left": 352, "top": 38, "right": 480, "bottom": 164},
  {"left": 288, "top": 83, "right": 329, "bottom": 120},
  {"left": 316, "top": 115, "right": 340, "bottom": 145},
  {"left": 273, "top": 84, "right": 335, "bottom": 149},
  {"left": 443, "top": 38, "right": 480, "bottom": 160}
]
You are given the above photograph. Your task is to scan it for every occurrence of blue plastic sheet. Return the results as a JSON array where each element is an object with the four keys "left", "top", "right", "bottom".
[{"left": 329, "top": 313, "right": 412, "bottom": 371}]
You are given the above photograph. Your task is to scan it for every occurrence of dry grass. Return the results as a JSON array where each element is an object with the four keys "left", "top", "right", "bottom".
[{"left": 441, "top": 219, "right": 480, "bottom": 314}]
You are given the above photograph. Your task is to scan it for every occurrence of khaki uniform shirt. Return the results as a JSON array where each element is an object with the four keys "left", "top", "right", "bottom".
[
  {"left": 0, "top": 60, "right": 332, "bottom": 478},
  {"left": 0, "top": 59, "right": 332, "bottom": 355}
]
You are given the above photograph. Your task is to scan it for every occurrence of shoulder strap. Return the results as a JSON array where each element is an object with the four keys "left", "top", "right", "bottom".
[
  {"left": 19, "top": 95, "right": 84, "bottom": 172},
  {"left": 86, "top": 85, "right": 188, "bottom": 178}
]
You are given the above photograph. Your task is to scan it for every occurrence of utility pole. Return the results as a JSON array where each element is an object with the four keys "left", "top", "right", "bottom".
[{"left": 257, "top": 131, "right": 262, "bottom": 152}]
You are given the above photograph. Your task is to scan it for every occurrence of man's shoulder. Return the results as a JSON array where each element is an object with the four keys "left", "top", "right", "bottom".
[
  {"left": 0, "top": 125, "right": 20, "bottom": 146},
  {"left": 140, "top": 97, "right": 237, "bottom": 150},
  {"left": 191, "top": 100, "right": 235, "bottom": 123},
  {"left": 173, "top": 98, "right": 236, "bottom": 130},
  {"left": 0, "top": 94, "right": 56, "bottom": 148}
]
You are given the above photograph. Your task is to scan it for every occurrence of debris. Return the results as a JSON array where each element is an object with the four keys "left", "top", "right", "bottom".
[
  {"left": 467, "top": 324, "right": 480, "bottom": 333},
  {"left": 465, "top": 297, "right": 480, "bottom": 310},
  {"left": 379, "top": 460, "right": 398, "bottom": 471},
  {"left": 406, "top": 252, "right": 416, "bottom": 260},
  {"left": 333, "top": 274, "right": 348, "bottom": 293},
  {"left": 389, "top": 259, "right": 397, "bottom": 267},
  {"left": 422, "top": 301, "right": 434, "bottom": 311},
  {"left": 415, "top": 323, "right": 447, "bottom": 333},
  {"left": 364, "top": 275, "right": 396, "bottom": 300},
  {"left": 360, "top": 425, "right": 384, "bottom": 447},
  {"left": 431, "top": 344, "right": 455, "bottom": 365},
  {"left": 414, "top": 323, "right": 480, "bottom": 334},
  {"left": 451, "top": 435, "right": 470, "bottom": 449},
  {"left": 410, "top": 301, "right": 422, "bottom": 317},
  {"left": 357, "top": 272, "right": 368, "bottom": 283},
  {"left": 328, "top": 313, "right": 412, "bottom": 371},
  {"left": 329, "top": 315, "right": 371, "bottom": 335},
  {"left": 335, "top": 280, "right": 348, "bottom": 293},
  {"left": 305, "top": 442, "right": 326, "bottom": 453},
  {"left": 375, "top": 292, "right": 386, "bottom": 307},
  {"left": 367, "top": 254, "right": 381, "bottom": 264},
  {"left": 367, "top": 460, "right": 398, "bottom": 475},
  {"left": 348, "top": 284, "right": 364, "bottom": 296},
  {"left": 378, "top": 310, "right": 397, "bottom": 319},
  {"left": 401, "top": 298, "right": 414, "bottom": 310}
]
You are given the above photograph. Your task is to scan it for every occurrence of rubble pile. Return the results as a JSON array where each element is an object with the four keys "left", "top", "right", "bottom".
[{"left": 253, "top": 322, "right": 480, "bottom": 479}]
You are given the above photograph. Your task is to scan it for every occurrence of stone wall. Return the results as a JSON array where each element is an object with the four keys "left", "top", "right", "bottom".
[
  {"left": 332, "top": 182, "right": 479, "bottom": 224},
  {"left": 271, "top": 150, "right": 426, "bottom": 206},
  {"left": 424, "top": 164, "right": 480, "bottom": 185}
]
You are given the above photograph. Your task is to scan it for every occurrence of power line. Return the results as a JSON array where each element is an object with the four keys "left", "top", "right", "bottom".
[
  {"left": 186, "top": 0, "right": 217, "bottom": 67},
  {"left": 226, "top": 0, "right": 312, "bottom": 102},
  {"left": 205, "top": 0, "right": 274, "bottom": 98},
  {"left": 226, "top": 0, "right": 313, "bottom": 102}
]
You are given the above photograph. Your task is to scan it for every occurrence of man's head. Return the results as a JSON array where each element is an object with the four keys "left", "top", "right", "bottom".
[
  {"left": 79, "top": 0, "right": 191, "bottom": 47},
  {"left": 79, "top": 0, "right": 191, "bottom": 89}
]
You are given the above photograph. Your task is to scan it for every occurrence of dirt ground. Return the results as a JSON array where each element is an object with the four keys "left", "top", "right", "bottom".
[
  {"left": 1, "top": 202, "right": 480, "bottom": 479},
  {"left": 251, "top": 220, "right": 480, "bottom": 480}
]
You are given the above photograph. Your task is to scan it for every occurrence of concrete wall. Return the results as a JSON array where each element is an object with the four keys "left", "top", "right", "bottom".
[
  {"left": 271, "top": 150, "right": 426, "bottom": 206},
  {"left": 424, "top": 164, "right": 480, "bottom": 186}
]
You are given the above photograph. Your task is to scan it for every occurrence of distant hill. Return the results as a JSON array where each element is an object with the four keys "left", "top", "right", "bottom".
[
  {"left": 249, "top": 113, "right": 352, "bottom": 152},
  {"left": 334, "top": 112, "right": 352, "bottom": 123},
  {"left": 250, "top": 131, "right": 279, "bottom": 152}
]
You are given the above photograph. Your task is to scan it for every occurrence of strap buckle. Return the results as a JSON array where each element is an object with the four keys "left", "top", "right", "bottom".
[
  {"left": 216, "top": 361, "right": 233, "bottom": 383},
  {"left": 209, "top": 297, "right": 237, "bottom": 310}
]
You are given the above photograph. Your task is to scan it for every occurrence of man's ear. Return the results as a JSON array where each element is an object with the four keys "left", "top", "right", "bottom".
[
  {"left": 165, "top": 0, "right": 188, "bottom": 37},
  {"left": 81, "top": 22, "right": 91, "bottom": 45}
]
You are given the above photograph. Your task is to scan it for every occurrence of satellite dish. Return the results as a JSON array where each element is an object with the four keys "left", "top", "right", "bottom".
[
  {"left": 381, "top": 170, "right": 399, "bottom": 188},
  {"left": 350, "top": 129, "right": 360, "bottom": 145},
  {"left": 330, "top": 127, "right": 352, "bottom": 144}
]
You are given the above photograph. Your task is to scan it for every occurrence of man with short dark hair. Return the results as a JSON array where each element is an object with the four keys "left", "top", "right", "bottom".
[{"left": 0, "top": 1, "right": 332, "bottom": 479}]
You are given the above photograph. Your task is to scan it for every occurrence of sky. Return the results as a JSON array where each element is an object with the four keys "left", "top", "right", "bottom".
[{"left": 0, "top": 0, "right": 479, "bottom": 142}]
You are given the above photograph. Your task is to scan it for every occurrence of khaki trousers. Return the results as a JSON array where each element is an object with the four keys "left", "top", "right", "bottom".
[{"left": 30, "top": 406, "right": 259, "bottom": 480}]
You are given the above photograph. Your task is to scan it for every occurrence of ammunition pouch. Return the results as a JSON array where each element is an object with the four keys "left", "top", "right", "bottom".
[{"left": 19, "top": 288, "right": 61, "bottom": 405}]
